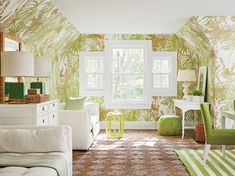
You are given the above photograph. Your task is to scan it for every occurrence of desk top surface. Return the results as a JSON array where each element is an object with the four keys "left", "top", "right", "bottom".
[
  {"left": 173, "top": 99, "right": 201, "bottom": 105},
  {"left": 221, "top": 110, "right": 235, "bottom": 116}
]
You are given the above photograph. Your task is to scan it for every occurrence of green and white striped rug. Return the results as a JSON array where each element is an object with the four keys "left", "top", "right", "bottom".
[{"left": 176, "top": 149, "right": 235, "bottom": 176}]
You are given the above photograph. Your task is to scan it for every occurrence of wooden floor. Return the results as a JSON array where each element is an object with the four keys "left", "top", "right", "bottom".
[{"left": 72, "top": 130, "right": 204, "bottom": 176}]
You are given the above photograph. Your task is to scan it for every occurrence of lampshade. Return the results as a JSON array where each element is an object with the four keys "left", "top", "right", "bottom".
[
  {"left": 177, "top": 70, "right": 196, "bottom": 82},
  {"left": 34, "top": 56, "right": 51, "bottom": 77},
  {"left": 1, "top": 51, "right": 34, "bottom": 77}
]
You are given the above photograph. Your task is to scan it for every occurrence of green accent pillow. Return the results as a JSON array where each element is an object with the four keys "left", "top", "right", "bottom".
[{"left": 64, "top": 97, "right": 86, "bottom": 110}]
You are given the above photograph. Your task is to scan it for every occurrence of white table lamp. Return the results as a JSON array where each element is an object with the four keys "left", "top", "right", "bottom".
[
  {"left": 31, "top": 56, "right": 51, "bottom": 94},
  {"left": 177, "top": 70, "right": 196, "bottom": 99},
  {"left": 1, "top": 51, "right": 34, "bottom": 101}
]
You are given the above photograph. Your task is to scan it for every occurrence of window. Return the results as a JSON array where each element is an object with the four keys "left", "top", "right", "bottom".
[
  {"left": 104, "top": 40, "right": 152, "bottom": 109},
  {"left": 152, "top": 52, "right": 177, "bottom": 96},
  {"left": 79, "top": 52, "right": 105, "bottom": 96},
  {"left": 79, "top": 41, "right": 177, "bottom": 109}
]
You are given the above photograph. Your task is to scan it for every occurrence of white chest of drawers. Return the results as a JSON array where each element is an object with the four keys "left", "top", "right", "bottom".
[{"left": 0, "top": 100, "right": 58, "bottom": 126}]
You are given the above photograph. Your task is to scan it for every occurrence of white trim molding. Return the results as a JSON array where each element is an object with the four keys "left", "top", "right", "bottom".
[{"left": 100, "top": 121, "right": 195, "bottom": 130}]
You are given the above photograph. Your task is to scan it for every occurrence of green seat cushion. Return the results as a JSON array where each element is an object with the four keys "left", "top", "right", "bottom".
[
  {"left": 158, "top": 115, "right": 181, "bottom": 136},
  {"left": 207, "top": 129, "right": 235, "bottom": 145},
  {"left": 64, "top": 97, "right": 86, "bottom": 110},
  {"left": 201, "top": 103, "right": 235, "bottom": 145}
]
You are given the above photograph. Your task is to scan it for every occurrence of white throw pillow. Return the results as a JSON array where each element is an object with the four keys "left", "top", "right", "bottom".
[{"left": 0, "top": 127, "right": 68, "bottom": 153}]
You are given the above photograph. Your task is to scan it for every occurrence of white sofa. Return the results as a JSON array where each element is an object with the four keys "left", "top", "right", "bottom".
[
  {"left": 58, "top": 102, "right": 100, "bottom": 150},
  {"left": 0, "top": 125, "right": 72, "bottom": 176}
]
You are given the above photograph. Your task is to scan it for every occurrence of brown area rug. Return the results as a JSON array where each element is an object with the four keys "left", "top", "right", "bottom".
[{"left": 73, "top": 130, "right": 203, "bottom": 176}]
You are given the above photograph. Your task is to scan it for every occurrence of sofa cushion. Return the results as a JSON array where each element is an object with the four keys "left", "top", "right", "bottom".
[
  {"left": 0, "top": 127, "right": 69, "bottom": 153},
  {"left": 0, "top": 167, "right": 57, "bottom": 176},
  {"left": 64, "top": 97, "right": 86, "bottom": 110}
]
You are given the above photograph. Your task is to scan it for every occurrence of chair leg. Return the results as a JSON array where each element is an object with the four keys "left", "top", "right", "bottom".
[
  {"left": 203, "top": 144, "right": 211, "bottom": 165},
  {"left": 222, "top": 145, "right": 226, "bottom": 157}
]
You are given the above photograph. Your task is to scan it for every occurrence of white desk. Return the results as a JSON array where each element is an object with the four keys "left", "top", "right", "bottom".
[
  {"left": 173, "top": 99, "right": 201, "bottom": 139},
  {"left": 221, "top": 110, "right": 235, "bottom": 129}
]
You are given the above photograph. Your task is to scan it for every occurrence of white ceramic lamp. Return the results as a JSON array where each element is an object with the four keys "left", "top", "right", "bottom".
[
  {"left": 31, "top": 56, "right": 51, "bottom": 94},
  {"left": 177, "top": 70, "right": 196, "bottom": 100},
  {"left": 1, "top": 51, "right": 34, "bottom": 101}
]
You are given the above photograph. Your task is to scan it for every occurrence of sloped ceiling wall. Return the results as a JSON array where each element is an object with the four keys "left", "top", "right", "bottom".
[{"left": 1, "top": 0, "right": 235, "bottom": 125}]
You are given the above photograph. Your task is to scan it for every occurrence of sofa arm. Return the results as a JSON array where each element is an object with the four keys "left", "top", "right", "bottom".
[
  {"left": 84, "top": 103, "right": 99, "bottom": 115},
  {"left": 58, "top": 110, "right": 90, "bottom": 128},
  {"left": 58, "top": 110, "right": 93, "bottom": 150}
]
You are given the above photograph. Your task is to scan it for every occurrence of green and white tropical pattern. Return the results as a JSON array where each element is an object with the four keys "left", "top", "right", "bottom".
[{"left": 1, "top": 0, "right": 235, "bottom": 125}]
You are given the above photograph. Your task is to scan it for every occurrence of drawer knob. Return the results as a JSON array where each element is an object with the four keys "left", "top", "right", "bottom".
[
  {"left": 53, "top": 104, "right": 55, "bottom": 107},
  {"left": 43, "top": 119, "right": 45, "bottom": 123},
  {"left": 42, "top": 107, "right": 45, "bottom": 111},
  {"left": 53, "top": 115, "right": 55, "bottom": 118}
]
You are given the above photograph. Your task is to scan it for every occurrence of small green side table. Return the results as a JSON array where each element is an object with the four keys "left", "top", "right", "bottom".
[{"left": 105, "top": 112, "right": 124, "bottom": 138}]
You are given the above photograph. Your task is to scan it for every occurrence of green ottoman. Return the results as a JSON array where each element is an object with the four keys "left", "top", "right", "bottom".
[{"left": 157, "top": 115, "right": 181, "bottom": 136}]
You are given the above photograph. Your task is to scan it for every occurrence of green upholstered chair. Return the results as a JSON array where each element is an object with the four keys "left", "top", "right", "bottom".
[{"left": 200, "top": 103, "right": 235, "bottom": 164}]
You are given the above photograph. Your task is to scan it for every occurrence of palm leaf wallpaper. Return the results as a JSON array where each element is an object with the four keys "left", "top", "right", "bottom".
[{"left": 1, "top": 0, "right": 235, "bottom": 126}]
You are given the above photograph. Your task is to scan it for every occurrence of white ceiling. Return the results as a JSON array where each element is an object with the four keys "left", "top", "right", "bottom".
[{"left": 53, "top": 0, "right": 235, "bottom": 34}]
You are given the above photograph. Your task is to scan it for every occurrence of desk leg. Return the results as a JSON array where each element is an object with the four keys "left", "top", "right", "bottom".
[
  {"left": 182, "top": 111, "right": 185, "bottom": 139},
  {"left": 194, "top": 111, "right": 197, "bottom": 127},
  {"left": 221, "top": 116, "right": 225, "bottom": 129}
]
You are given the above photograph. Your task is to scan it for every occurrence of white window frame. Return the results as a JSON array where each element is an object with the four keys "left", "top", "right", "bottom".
[
  {"left": 79, "top": 52, "right": 105, "bottom": 96},
  {"left": 104, "top": 40, "right": 152, "bottom": 109},
  {"left": 152, "top": 51, "right": 177, "bottom": 96}
]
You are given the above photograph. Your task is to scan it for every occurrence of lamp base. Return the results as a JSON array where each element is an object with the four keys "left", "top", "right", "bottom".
[
  {"left": 182, "top": 82, "right": 192, "bottom": 100},
  {"left": 30, "top": 82, "right": 45, "bottom": 94},
  {"left": 5, "top": 82, "right": 25, "bottom": 100},
  {"left": 8, "top": 99, "right": 28, "bottom": 104}
]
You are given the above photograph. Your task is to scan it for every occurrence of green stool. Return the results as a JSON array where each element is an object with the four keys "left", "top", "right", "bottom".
[
  {"left": 105, "top": 112, "right": 124, "bottom": 138},
  {"left": 157, "top": 115, "right": 181, "bottom": 136}
]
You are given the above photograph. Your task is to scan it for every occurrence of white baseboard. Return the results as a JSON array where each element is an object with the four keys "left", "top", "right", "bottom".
[
  {"left": 99, "top": 121, "right": 195, "bottom": 130},
  {"left": 100, "top": 121, "right": 157, "bottom": 129}
]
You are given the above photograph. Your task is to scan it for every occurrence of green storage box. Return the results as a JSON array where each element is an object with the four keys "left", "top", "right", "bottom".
[{"left": 157, "top": 115, "right": 182, "bottom": 136}]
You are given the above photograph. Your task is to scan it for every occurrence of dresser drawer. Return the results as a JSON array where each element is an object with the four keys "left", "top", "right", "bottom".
[
  {"left": 37, "top": 104, "right": 49, "bottom": 114},
  {"left": 37, "top": 114, "right": 49, "bottom": 126},
  {"left": 48, "top": 111, "right": 58, "bottom": 125},
  {"left": 49, "top": 102, "right": 57, "bottom": 111}
]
